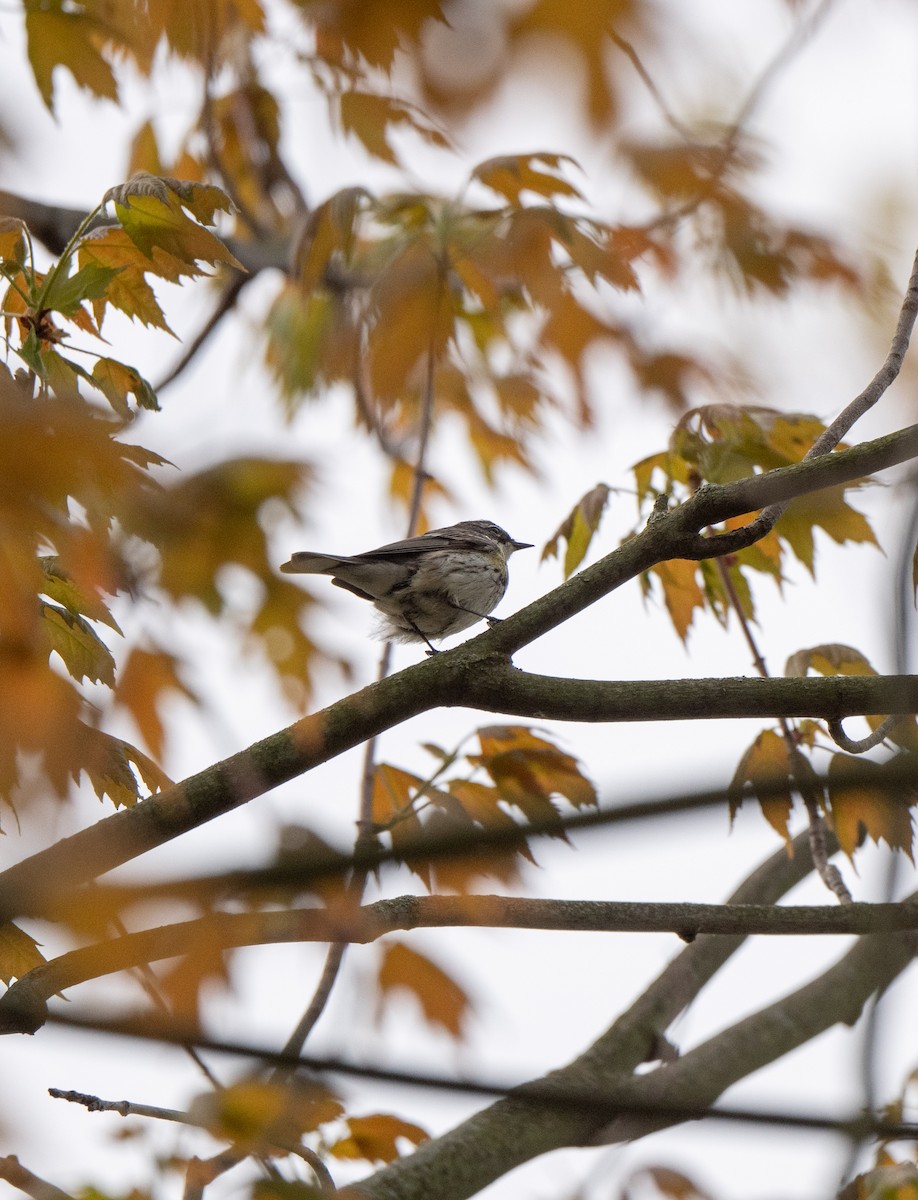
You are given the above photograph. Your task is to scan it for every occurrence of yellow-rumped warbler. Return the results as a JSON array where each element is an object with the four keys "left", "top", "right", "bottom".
[{"left": 280, "top": 519, "right": 532, "bottom": 653}]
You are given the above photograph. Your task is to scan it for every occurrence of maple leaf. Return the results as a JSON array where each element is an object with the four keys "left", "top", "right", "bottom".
[
  {"left": 0, "top": 923, "right": 46, "bottom": 985},
  {"left": 190, "top": 1079, "right": 342, "bottom": 1149},
  {"left": 25, "top": 7, "right": 119, "bottom": 110},
  {"left": 470, "top": 725, "right": 597, "bottom": 829},
  {"left": 109, "top": 178, "right": 242, "bottom": 273},
  {"left": 330, "top": 1113, "right": 429, "bottom": 1163},
  {"left": 728, "top": 729, "right": 799, "bottom": 845},
  {"left": 827, "top": 756, "right": 915, "bottom": 861},
  {"left": 542, "top": 484, "right": 612, "bottom": 578},
  {"left": 471, "top": 152, "right": 584, "bottom": 205},
  {"left": 375, "top": 940, "right": 471, "bottom": 1039}
]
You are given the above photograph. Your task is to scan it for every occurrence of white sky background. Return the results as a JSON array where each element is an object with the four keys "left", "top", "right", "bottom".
[{"left": 1, "top": 1, "right": 918, "bottom": 1198}]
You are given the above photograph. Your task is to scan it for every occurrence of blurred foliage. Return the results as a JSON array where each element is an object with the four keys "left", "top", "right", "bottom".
[{"left": 0, "top": 1, "right": 914, "bottom": 1197}]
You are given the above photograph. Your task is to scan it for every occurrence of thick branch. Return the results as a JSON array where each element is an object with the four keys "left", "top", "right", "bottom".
[
  {"left": 460, "top": 671, "right": 918, "bottom": 723},
  {"left": 340, "top": 833, "right": 819, "bottom": 1199},
  {"left": 591, "top": 920, "right": 918, "bottom": 1145},
  {"left": 347, "top": 892, "right": 918, "bottom": 1199}
]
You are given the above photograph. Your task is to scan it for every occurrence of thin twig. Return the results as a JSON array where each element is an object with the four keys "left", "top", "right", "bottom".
[
  {"left": 714, "top": 557, "right": 852, "bottom": 901},
  {"left": 706, "top": 243, "right": 918, "bottom": 554},
  {"left": 274, "top": 333, "right": 443, "bottom": 1066},
  {"left": 826, "top": 715, "right": 900, "bottom": 754},
  {"left": 155, "top": 273, "right": 250, "bottom": 393}
]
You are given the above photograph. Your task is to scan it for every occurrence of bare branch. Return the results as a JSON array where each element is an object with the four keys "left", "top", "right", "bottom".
[
  {"left": 6, "top": 894, "right": 918, "bottom": 1033},
  {"left": 0, "top": 1157, "right": 76, "bottom": 1200}
]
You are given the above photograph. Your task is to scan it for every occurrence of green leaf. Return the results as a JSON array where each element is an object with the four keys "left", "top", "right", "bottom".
[
  {"left": 41, "top": 603, "right": 116, "bottom": 686},
  {"left": 39, "top": 557, "right": 122, "bottom": 634},
  {"left": 40, "top": 263, "right": 122, "bottom": 317}
]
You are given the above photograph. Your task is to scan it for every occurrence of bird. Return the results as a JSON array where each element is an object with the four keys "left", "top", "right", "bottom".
[{"left": 280, "top": 519, "right": 532, "bottom": 653}]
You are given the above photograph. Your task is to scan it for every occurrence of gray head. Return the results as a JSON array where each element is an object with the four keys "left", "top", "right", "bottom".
[{"left": 454, "top": 520, "right": 533, "bottom": 556}]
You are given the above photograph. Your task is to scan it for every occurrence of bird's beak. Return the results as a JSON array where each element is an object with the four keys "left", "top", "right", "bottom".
[{"left": 513, "top": 540, "right": 534, "bottom": 551}]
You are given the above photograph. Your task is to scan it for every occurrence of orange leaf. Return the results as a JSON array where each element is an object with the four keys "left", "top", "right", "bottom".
[
  {"left": 116, "top": 646, "right": 197, "bottom": 761},
  {"left": 728, "top": 729, "right": 795, "bottom": 844},
  {"left": 366, "top": 240, "right": 452, "bottom": 400},
  {"left": 376, "top": 940, "right": 471, "bottom": 1038},
  {"left": 471, "top": 152, "right": 583, "bottom": 205},
  {"left": 330, "top": 1113, "right": 428, "bottom": 1163},
  {"left": 470, "top": 725, "right": 597, "bottom": 828},
  {"left": 159, "top": 941, "right": 231, "bottom": 1022}
]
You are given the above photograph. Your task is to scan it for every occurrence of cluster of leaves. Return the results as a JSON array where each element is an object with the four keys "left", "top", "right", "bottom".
[
  {"left": 265, "top": 155, "right": 667, "bottom": 499},
  {"left": 546, "top": 405, "right": 878, "bottom": 636},
  {"left": 188, "top": 1076, "right": 427, "bottom": 1169},
  {"left": 370, "top": 724, "right": 598, "bottom": 891},
  {"left": 2, "top": 4, "right": 911, "bottom": 1196},
  {"left": 359, "top": 725, "right": 598, "bottom": 1038},
  {"left": 730, "top": 645, "right": 917, "bottom": 857},
  {"left": 0, "top": 175, "right": 344, "bottom": 823},
  {"left": 544, "top": 408, "right": 915, "bottom": 857},
  {"left": 17, "top": 1, "right": 868, "bottom": 524}
]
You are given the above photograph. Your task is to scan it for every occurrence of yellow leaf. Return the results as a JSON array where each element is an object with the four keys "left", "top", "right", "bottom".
[
  {"left": 191, "top": 1078, "right": 342, "bottom": 1149},
  {"left": 785, "top": 644, "right": 875, "bottom": 678},
  {"left": 647, "top": 559, "right": 705, "bottom": 643},
  {"left": 330, "top": 1113, "right": 428, "bottom": 1163},
  {"left": 0, "top": 218, "right": 26, "bottom": 266},
  {"left": 77, "top": 726, "right": 172, "bottom": 808},
  {"left": 78, "top": 227, "right": 182, "bottom": 332},
  {"left": 25, "top": 8, "right": 119, "bottom": 110},
  {"left": 0, "top": 923, "right": 46, "bottom": 985},
  {"left": 542, "top": 484, "right": 611, "bottom": 578},
  {"left": 264, "top": 285, "right": 336, "bottom": 398},
  {"left": 778, "top": 487, "right": 879, "bottom": 576},
  {"left": 114, "top": 189, "right": 241, "bottom": 272},
  {"left": 828, "top": 756, "right": 914, "bottom": 861},
  {"left": 91, "top": 357, "right": 159, "bottom": 415},
  {"left": 41, "top": 602, "right": 116, "bottom": 686},
  {"left": 376, "top": 940, "right": 471, "bottom": 1039}
]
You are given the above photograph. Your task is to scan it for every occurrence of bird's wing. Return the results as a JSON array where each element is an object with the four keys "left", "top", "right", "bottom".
[{"left": 354, "top": 526, "right": 482, "bottom": 559}]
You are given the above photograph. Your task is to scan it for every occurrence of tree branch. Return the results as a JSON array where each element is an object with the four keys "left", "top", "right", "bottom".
[
  {"left": 461, "top": 671, "right": 918, "bottom": 723},
  {"left": 0, "top": 420, "right": 915, "bottom": 922},
  {"left": 336, "top": 832, "right": 818, "bottom": 1199},
  {"left": 5, "top": 890, "right": 918, "bottom": 1035},
  {"left": 345, "top": 896, "right": 918, "bottom": 1199}
]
